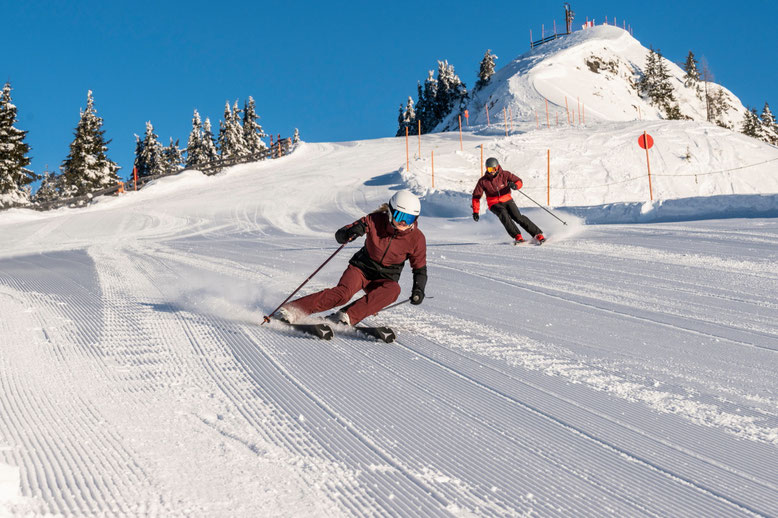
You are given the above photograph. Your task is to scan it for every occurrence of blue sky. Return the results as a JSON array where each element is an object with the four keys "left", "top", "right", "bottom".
[{"left": 6, "top": 1, "right": 777, "bottom": 183}]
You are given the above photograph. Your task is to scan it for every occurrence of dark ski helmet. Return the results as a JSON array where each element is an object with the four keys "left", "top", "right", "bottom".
[{"left": 485, "top": 157, "right": 500, "bottom": 174}]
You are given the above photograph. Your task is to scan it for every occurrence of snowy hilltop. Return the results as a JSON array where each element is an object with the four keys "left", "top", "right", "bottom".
[{"left": 433, "top": 25, "right": 745, "bottom": 132}]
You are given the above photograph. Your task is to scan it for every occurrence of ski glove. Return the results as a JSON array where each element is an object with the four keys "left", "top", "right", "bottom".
[
  {"left": 335, "top": 222, "right": 367, "bottom": 244},
  {"left": 411, "top": 266, "right": 427, "bottom": 305},
  {"left": 472, "top": 213, "right": 479, "bottom": 222},
  {"left": 508, "top": 179, "right": 523, "bottom": 190}
]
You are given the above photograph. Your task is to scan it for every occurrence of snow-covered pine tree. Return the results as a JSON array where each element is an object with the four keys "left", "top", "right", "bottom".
[
  {"left": 413, "top": 82, "right": 426, "bottom": 133},
  {"left": 293, "top": 128, "right": 300, "bottom": 144},
  {"left": 186, "top": 110, "right": 208, "bottom": 167},
  {"left": 419, "top": 71, "right": 439, "bottom": 133},
  {"left": 759, "top": 102, "right": 778, "bottom": 144},
  {"left": 434, "top": 60, "right": 467, "bottom": 125},
  {"left": 396, "top": 97, "right": 416, "bottom": 137},
  {"left": 707, "top": 87, "right": 732, "bottom": 128},
  {"left": 396, "top": 104, "right": 405, "bottom": 137},
  {"left": 218, "top": 101, "right": 246, "bottom": 157},
  {"left": 0, "top": 82, "right": 37, "bottom": 204},
  {"left": 637, "top": 47, "right": 658, "bottom": 99},
  {"left": 242, "top": 96, "right": 266, "bottom": 154},
  {"left": 233, "top": 100, "right": 247, "bottom": 155},
  {"left": 741, "top": 108, "right": 760, "bottom": 138},
  {"left": 653, "top": 49, "right": 680, "bottom": 118},
  {"left": 61, "top": 90, "right": 120, "bottom": 197},
  {"left": 475, "top": 49, "right": 497, "bottom": 91},
  {"left": 682, "top": 51, "right": 700, "bottom": 88},
  {"left": 133, "top": 134, "right": 145, "bottom": 177},
  {"left": 135, "top": 121, "right": 165, "bottom": 178},
  {"left": 639, "top": 48, "right": 681, "bottom": 119},
  {"left": 32, "top": 168, "right": 63, "bottom": 206},
  {"left": 202, "top": 118, "right": 219, "bottom": 162},
  {"left": 162, "top": 138, "right": 185, "bottom": 172}
]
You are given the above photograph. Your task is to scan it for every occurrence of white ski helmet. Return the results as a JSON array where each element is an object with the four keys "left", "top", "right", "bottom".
[{"left": 388, "top": 190, "right": 421, "bottom": 226}]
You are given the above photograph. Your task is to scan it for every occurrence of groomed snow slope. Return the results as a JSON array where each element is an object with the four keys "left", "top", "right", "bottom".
[{"left": 1, "top": 128, "right": 777, "bottom": 516}]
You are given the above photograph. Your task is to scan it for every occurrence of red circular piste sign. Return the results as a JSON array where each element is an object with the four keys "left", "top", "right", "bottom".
[{"left": 638, "top": 133, "right": 654, "bottom": 149}]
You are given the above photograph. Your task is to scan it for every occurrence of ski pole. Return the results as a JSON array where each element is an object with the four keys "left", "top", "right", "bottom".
[
  {"left": 374, "top": 296, "right": 434, "bottom": 315},
  {"left": 263, "top": 242, "right": 348, "bottom": 324},
  {"left": 515, "top": 189, "right": 568, "bottom": 225}
]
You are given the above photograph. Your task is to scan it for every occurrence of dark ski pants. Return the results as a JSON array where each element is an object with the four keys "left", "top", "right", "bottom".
[
  {"left": 288, "top": 265, "right": 401, "bottom": 325},
  {"left": 489, "top": 200, "right": 542, "bottom": 239}
]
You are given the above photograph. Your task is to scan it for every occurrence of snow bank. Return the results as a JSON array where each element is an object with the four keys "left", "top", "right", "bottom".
[{"left": 565, "top": 193, "right": 778, "bottom": 224}]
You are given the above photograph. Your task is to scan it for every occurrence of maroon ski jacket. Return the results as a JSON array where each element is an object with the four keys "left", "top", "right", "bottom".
[
  {"left": 336, "top": 210, "right": 426, "bottom": 283},
  {"left": 471, "top": 166, "right": 523, "bottom": 213}
]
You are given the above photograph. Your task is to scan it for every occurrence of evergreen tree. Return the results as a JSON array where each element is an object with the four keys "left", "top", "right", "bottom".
[
  {"left": 707, "top": 87, "right": 732, "bottom": 128},
  {"left": 33, "top": 168, "right": 63, "bottom": 205},
  {"left": 637, "top": 47, "right": 658, "bottom": 99},
  {"left": 293, "top": 128, "right": 300, "bottom": 144},
  {"left": 218, "top": 101, "right": 246, "bottom": 157},
  {"left": 202, "top": 118, "right": 219, "bottom": 162},
  {"left": 682, "top": 50, "right": 700, "bottom": 88},
  {"left": 133, "top": 134, "right": 145, "bottom": 176},
  {"left": 413, "top": 82, "right": 426, "bottom": 134},
  {"left": 759, "top": 102, "right": 778, "bottom": 144},
  {"left": 741, "top": 108, "right": 760, "bottom": 138},
  {"left": 434, "top": 60, "right": 467, "bottom": 124},
  {"left": 0, "top": 82, "right": 36, "bottom": 201},
  {"left": 475, "top": 49, "right": 498, "bottom": 91},
  {"left": 135, "top": 121, "right": 165, "bottom": 178},
  {"left": 396, "top": 96, "right": 416, "bottom": 137},
  {"left": 162, "top": 138, "right": 185, "bottom": 172},
  {"left": 61, "top": 90, "right": 120, "bottom": 197},
  {"left": 653, "top": 49, "right": 678, "bottom": 115},
  {"left": 242, "top": 96, "right": 266, "bottom": 154},
  {"left": 639, "top": 48, "right": 680, "bottom": 119},
  {"left": 186, "top": 110, "right": 208, "bottom": 166},
  {"left": 419, "top": 71, "right": 438, "bottom": 132}
]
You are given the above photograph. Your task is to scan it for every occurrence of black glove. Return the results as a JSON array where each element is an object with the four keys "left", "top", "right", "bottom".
[
  {"left": 508, "top": 181, "right": 517, "bottom": 190},
  {"left": 411, "top": 266, "right": 427, "bottom": 305},
  {"left": 335, "top": 222, "right": 366, "bottom": 244},
  {"left": 472, "top": 213, "right": 479, "bottom": 222}
]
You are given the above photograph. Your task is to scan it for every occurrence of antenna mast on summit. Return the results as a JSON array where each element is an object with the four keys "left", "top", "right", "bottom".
[{"left": 564, "top": 3, "right": 575, "bottom": 34}]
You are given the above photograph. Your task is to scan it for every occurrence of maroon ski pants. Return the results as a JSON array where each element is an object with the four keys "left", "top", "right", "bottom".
[{"left": 288, "top": 265, "right": 401, "bottom": 324}]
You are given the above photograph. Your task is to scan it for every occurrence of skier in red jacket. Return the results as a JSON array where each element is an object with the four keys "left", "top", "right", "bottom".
[
  {"left": 472, "top": 157, "right": 545, "bottom": 244},
  {"left": 278, "top": 190, "right": 427, "bottom": 326}
]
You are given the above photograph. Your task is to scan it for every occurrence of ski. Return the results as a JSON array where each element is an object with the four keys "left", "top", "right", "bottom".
[
  {"left": 272, "top": 319, "right": 334, "bottom": 340},
  {"left": 354, "top": 325, "right": 396, "bottom": 343}
]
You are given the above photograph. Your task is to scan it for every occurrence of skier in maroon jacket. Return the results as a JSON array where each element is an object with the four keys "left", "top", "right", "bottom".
[
  {"left": 472, "top": 157, "right": 545, "bottom": 244},
  {"left": 278, "top": 190, "right": 427, "bottom": 326}
]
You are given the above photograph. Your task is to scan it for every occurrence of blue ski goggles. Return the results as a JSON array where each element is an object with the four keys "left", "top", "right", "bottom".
[{"left": 392, "top": 209, "right": 417, "bottom": 226}]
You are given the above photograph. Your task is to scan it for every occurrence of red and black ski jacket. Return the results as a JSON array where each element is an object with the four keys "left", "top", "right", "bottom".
[
  {"left": 471, "top": 166, "right": 523, "bottom": 213},
  {"left": 335, "top": 210, "right": 427, "bottom": 291}
]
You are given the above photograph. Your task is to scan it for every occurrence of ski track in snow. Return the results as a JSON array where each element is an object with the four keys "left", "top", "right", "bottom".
[{"left": 1, "top": 131, "right": 777, "bottom": 516}]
